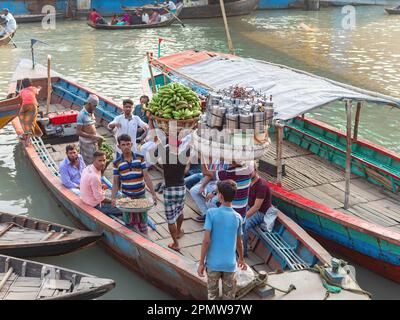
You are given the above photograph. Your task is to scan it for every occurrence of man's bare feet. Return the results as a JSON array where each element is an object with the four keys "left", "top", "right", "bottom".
[
  {"left": 177, "top": 229, "right": 184, "bottom": 239},
  {"left": 168, "top": 242, "right": 180, "bottom": 252}
]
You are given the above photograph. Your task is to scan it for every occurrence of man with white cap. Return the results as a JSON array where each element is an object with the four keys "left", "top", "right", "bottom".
[
  {"left": 0, "top": 8, "right": 17, "bottom": 37},
  {"left": 76, "top": 94, "right": 104, "bottom": 165}
]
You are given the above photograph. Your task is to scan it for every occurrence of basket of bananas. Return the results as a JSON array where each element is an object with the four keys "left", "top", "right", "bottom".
[{"left": 146, "top": 83, "right": 202, "bottom": 134}]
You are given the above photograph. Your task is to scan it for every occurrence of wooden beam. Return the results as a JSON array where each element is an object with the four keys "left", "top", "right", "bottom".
[
  {"left": 46, "top": 55, "right": 52, "bottom": 114},
  {"left": 275, "top": 123, "right": 284, "bottom": 186},
  {"left": 353, "top": 101, "right": 362, "bottom": 141},
  {"left": 146, "top": 52, "right": 157, "bottom": 94},
  {"left": 344, "top": 100, "right": 352, "bottom": 209},
  {"left": 219, "top": 0, "right": 235, "bottom": 55}
]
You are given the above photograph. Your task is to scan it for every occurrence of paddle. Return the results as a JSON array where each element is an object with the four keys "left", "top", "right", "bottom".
[
  {"left": 158, "top": 4, "right": 185, "bottom": 28},
  {"left": 0, "top": 24, "right": 17, "bottom": 48}
]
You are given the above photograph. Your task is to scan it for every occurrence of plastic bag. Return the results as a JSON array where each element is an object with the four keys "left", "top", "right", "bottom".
[
  {"left": 236, "top": 266, "right": 255, "bottom": 290},
  {"left": 260, "top": 207, "right": 278, "bottom": 232}
]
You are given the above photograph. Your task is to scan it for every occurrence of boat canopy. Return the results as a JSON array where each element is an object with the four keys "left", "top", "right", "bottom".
[{"left": 172, "top": 54, "right": 400, "bottom": 121}]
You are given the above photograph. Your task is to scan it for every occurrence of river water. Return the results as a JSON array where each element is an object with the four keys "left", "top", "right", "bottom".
[{"left": 0, "top": 6, "right": 399, "bottom": 299}]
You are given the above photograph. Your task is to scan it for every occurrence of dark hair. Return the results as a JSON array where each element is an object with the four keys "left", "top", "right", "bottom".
[
  {"left": 123, "top": 99, "right": 134, "bottom": 106},
  {"left": 21, "top": 78, "right": 32, "bottom": 88},
  {"left": 93, "top": 150, "right": 106, "bottom": 159},
  {"left": 117, "top": 134, "right": 132, "bottom": 144},
  {"left": 65, "top": 144, "right": 77, "bottom": 153},
  {"left": 92, "top": 8, "right": 96, "bottom": 11},
  {"left": 140, "top": 95, "right": 149, "bottom": 102},
  {"left": 217, "top": 180, "right": 237, "bottom": 203}
]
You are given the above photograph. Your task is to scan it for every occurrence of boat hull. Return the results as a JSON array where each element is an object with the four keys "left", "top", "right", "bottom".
[
  {"left": 385, "top": 8, "right": 400, "bottom": 14},
  {"left": 0, "top": 96, "right": 20, "bottom": 129},
  {"left": 0, "top": 31, "right": 15, "bottom": 47},
  {"left": 180, "top": 0, "right": 258, "bottom": 19}
]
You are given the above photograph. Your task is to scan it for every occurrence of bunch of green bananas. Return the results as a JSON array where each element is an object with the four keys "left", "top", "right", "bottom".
[
  {"left": 100, "top": 141, "right": 114, "bottom": 163},
  {"left": 146, "top": 83, "right": 202, "bottom": 120}
]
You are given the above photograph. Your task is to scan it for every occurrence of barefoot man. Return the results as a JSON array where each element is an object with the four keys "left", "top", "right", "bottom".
[{"left": 76, "top": 94, "right": 104, "bottom": 165}]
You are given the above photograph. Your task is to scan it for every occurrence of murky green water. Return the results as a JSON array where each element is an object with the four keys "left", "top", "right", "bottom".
[{"left": 0, "top": 5, "right": 399, "bottom": 299}]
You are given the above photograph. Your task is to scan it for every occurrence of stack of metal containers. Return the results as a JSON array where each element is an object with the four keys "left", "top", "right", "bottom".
[{"left": 199, "top": 86, "right": 274, "bottom": 143}]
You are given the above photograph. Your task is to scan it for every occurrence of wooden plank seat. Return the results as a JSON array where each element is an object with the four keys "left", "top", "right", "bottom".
[
  {"left": 253, "top": 226, "right": 309, "bottom": 271},
  {"left": 286, "top": 122, "right": 400, "bottom": 191}
]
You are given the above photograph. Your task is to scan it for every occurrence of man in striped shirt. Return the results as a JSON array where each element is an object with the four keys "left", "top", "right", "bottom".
[{"left": 111, "top": 134, "right": 157, "bottom": 234}]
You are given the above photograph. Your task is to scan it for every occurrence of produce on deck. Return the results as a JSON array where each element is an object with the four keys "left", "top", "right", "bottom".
[{"left": 100, "top": 141, "right": 114, "bottom": 163}]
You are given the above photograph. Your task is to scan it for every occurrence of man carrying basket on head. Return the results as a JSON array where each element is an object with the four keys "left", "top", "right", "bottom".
[{"left": 111, "top": 134, "right": 157, "bottom": 234}]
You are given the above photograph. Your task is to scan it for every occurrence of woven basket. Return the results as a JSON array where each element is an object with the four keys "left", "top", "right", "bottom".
[{"left": 150, "top": 114, "right": 199, "bottom": 135}]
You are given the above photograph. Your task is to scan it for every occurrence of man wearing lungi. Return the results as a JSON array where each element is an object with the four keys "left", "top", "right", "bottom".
[
  {"left": 159, "top": 137, "right": 191, "bottom": 251},
  {"left": 76, "top": 94, "right": 104, "bottom": 165}
]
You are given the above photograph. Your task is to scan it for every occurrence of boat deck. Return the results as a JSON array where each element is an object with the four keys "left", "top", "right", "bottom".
[{"left": 259, "top": 138, "right": 400, "bottom": 233}]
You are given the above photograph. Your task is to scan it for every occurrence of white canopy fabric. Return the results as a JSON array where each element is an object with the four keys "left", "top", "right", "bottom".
[{"left": 176, "top": 56, "right": 400, "bottom": 121}]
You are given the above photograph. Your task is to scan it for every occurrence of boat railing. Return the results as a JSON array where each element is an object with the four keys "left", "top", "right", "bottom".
[{"left": 31, "top": 137, "right": 60, "bottom": 178}]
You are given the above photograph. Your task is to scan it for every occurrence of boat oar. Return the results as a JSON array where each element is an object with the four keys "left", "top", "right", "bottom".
[
  {"left": 0, "top": 25, "right": 17, "bottom": 48},
  {"left": 161, "top": 6, "right": 185, "bottom": 28},
  {"left": 0, "top": 267, "right": 14, "bottom": 292}
]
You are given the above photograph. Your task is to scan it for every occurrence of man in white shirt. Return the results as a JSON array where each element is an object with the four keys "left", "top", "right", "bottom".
[
  {"left": 0, "top": 8, "right": 17, "bottom": 36},
  {"left": 165, "top": 0, "right": 177, "bottom": 11},
  {"left": 142, "top": 11, "right": 149, "bottom": 24},
  {"left": 108, "top": 99, "right": 148, "bottom": 157}
]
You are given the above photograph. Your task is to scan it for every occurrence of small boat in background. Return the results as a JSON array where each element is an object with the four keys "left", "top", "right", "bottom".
[
  {"left": 0, "top": 254, "right": 115, "bottom": 300},
  {"left": 0, "top": 31, "right": 16, "bottom": 47},
  {"left": 88, "top": 3, "right": 183, "bottom": 30},
  {"left": 0, "top": 96, "right": 20, "bottom": 129},
  {"left": 385, "top": 7, "right": 400, "bottom": 14},
  {"left": 179, "top": 0, "right": 259, "bottom": 19},
  {"left": 0, "top": 211, "right": 102, "bottom": 258}
]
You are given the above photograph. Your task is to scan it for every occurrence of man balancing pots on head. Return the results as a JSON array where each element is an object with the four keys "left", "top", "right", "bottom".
[{"left": 76, "top": 94, "right": 104, "bottom": 165}]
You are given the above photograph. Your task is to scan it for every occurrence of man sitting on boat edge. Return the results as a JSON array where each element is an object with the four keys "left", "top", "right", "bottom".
[
  {"left": 59, "top": 144, "right": 86, "bottom": 196},
  {"left": 80, "top": 150, "right": 122, "bottom": 216}
]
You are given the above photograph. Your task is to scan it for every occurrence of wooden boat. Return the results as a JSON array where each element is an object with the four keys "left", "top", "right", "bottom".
[
  {"left": 8, "top": 58, "right": 369, "bottom": 299},
  {"left": 0, "top": 96, "right": 21, "bottom": 129},
  {"left": 0, "top": 31, "right": 15, "bottom": 46},
  {"left": 87, "top": 3, "right": 183, "bottom": 30},
  {"left": 143, "top": 50, "right": 400, "bottom": 283},
  {"left": 14, "top": 13, "right": 64, "bottom": 23},
  {"left": 0, "top": 254, "right": 115, "bottom": 300},
  {"left": 385, "top": 7, "right": 400, "bottom": 14},
  {"left": 0, "top": 211, "right": 102, "bottom": 258},
  {"left": 179, "top": 0, "right": 259, "bottom": 19}
]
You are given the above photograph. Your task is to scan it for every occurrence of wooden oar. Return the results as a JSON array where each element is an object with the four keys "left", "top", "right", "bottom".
[
  {"left": 0, "top": 25, "right": 17, "bottom": 48},
  {"left": 160, "top": 5, "right": 185, "bottom": 28}
]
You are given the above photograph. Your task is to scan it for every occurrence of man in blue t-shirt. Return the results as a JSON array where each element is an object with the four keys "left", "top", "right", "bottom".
[{"left": 197, "top": 180, "right": 247, "bottom": 300}]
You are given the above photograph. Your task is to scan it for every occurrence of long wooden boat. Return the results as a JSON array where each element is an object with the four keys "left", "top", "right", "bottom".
[
  {"left": 0, "top": 211, "right": 101, "bottom": 258},
  {"left": 385, "top": 7, "right": 400, "bottom": 14},
  {"left": 143, "top": 50, "right": 400, "bottom": 283},
  {"left": 179, "top": 0, "right": 259, "bottom": 19},
  {"left": 8, "top": 58, "right": 369, "bottom": 299},
  {"left": 87, "top": 3, "right": 183, "bottom": 30},
  {"left": 0, "top": 95, "right": 20, "bottom": 129},
  {"left": 0, "top": 254, "right": 115, "bottom": 300},
  {"left": 0, "top": 31, "right": 15, "bottom": 46},
  {"left": 14, "top": 13, "right": 64, "bottom": 23}
]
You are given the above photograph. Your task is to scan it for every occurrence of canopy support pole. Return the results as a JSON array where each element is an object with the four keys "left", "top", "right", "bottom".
[
  {"left": 344, "top": 100, "right": 352, "bottom": 209},
  {"left": 146, "top": 52, "right": 157, "bottom": 94},
  {"left": 46, "top": 55, "right": 52, "bottom": 115},
  {"left": 219, "top": 0, "right": 235, "bottom": 55},
  {"left": 275, "top": 122, "right": 284, "bottom": 186},
  {"left": 353, "top": 101, "right": 362, "bottom": 141}
]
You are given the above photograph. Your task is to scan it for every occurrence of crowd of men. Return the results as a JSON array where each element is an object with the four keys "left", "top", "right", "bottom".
[{"left": 58, "top": 93, "right": 277, "bottom": 300}]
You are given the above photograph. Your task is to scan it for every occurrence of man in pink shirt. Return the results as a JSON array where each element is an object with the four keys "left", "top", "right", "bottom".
[{"left": 80, "top": 150, "right": 122, "bottom": 216}]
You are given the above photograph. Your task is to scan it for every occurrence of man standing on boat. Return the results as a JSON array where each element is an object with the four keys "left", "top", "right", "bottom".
[
  {"left": 88, "top": 8, "right": 101, "bottom": 24},
  {"left": 111, "top": 134, "right": 157, "bottom": 234},
  {"left": 59, "top": 144, "right": 86, "bottom": 196},
  {"left": 76, "top": 94, "right": 103, "bottom": 165},
  {"left": 108, "top": 99, "right": 148, "bottom": 158},
  {"left": 198, "top": 180, "right": 247, "bottom": 300},
  {"left": 0, "top": 8, "right": 17, "bottom": 37}
]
